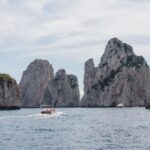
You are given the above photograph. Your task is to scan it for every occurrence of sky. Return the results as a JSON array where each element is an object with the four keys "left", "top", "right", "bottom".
[{"left": 0, "top": 0, "right": 150, "bottom": 96}]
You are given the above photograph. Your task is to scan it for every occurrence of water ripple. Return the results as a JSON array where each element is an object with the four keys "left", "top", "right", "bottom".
[{"left": 0, "top": 108, "right": 150, "bottom": 150}]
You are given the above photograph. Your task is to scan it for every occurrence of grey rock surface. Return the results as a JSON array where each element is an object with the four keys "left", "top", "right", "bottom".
[
  {"left": 20, "top": 59, "right": 80, "bottom": 107},
  {"left": 43, "top": 69, "right": 80, "bottom": 107},
  {"left": 0, "top": 74, "right": 20, "bottom": 109},
  {"left": 81, "top": 38, "right": 150, "bottom": 107},
  {"left": 20, "top": 59, "right": 54, "bottom": 107}
]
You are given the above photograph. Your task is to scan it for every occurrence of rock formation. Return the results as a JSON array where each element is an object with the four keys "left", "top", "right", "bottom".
[
  {"left": 19, "top": 59, "right": 54, "bottom": 107},
  {"left": 81, "top": 38, "right": 150, "bottom": 107},
  {"left": 0, "top": 74, "right": 20, "bottom": 109},
  {"left": 145, "top": 80, "right": 150, "bottom": 108},
  {"left": 20, "top": 59, "right": 80, "bottom": 107},
  {"left": 43, "top": 69, "right": 80, "bottom": 107}
]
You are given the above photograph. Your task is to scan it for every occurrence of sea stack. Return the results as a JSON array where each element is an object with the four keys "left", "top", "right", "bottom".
[
  {"left": 0, "top": 74, "right": 20, "bottom": 109},
  {"left": 43, "top": 69, "right": 80, "bottom": 107},
  {"left": 19, "top": 59, "right": 54, "bottom": 107},
  {"left": 81, "top": 38, "right": 150, "bottom": 107},
  {"left": 20, "top": 59, "right": 80, "bottom": 107}
]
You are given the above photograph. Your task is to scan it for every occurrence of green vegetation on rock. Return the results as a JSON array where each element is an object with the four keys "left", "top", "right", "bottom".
[
  {"left": 121, "top": 55, "right": 148, "bottom": 69},
  {"left": 0, "top": 73, "right": 12, "bottom": 81},
  {"left": 91, "top": 67, "right": 122, "bottom": 92},
  {"left": 126, "top": 55, "right": 147, "bottom": 69}
]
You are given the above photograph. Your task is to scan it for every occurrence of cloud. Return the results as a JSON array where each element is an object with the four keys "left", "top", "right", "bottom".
[{"left": 0, "top": 0, "right": 150, "bottom": 93}]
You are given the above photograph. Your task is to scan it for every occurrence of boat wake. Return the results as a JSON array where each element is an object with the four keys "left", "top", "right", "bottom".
[
  {"left": 39, "top": 111, "right": 64, "bottom": 118},
  {"left": 0, "top": 111, "right": 64, "bottom": 120}
]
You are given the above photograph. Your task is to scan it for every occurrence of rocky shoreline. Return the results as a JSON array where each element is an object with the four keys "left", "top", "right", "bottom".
[{"left": 0, "top": 106, "right": 20, "bottom": 110}]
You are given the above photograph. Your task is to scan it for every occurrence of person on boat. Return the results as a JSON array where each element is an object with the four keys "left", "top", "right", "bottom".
[
  {"left": 50, "top": 108, "right": 55, "bottom": 113},
  {"left": 46, "top": 108, "right": 51, "bottom": 113}
]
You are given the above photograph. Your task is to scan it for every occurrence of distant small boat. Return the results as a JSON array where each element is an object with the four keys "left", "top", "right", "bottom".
[
  {"left": 41, "top": 110, "right": 55, "bottom": 115},
  {"left": 40, "top": 105, "right": 55, "bottom": 115},
  {"left": 117, "top": 103, "right": 124, "bottom": 108}
]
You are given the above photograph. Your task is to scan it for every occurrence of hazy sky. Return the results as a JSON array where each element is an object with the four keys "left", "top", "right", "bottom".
[{"left": 0, "top": 0, "right": 150, "bottom": 95}]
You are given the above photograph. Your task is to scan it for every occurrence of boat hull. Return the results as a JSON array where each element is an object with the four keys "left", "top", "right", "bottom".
[
  {"left": 41, "top": 111, "right": 52, "bottom": 114},
  {"left": 117, "top": 103, "right": 124, "bottom": 108}
]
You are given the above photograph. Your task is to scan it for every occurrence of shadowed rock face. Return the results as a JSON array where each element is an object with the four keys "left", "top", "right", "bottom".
[
  {"left": 81, "top": 38, "right": 150, "bottom": 107},
  {"left": 43, "top": 69, "right": 80, "bottom": 107},
  {"left": 0, "top": 74, "right": 20, "bottom": 109},
  {"left": 19, "top": 59, "right": 54, "bottom": 107}
]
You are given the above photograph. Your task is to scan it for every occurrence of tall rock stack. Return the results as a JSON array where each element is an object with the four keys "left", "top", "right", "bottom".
[
  {"left": 0, "top": 74, "right": 20, "bottom": 109},
  {"left": 145, "top": 71, "right": 150, "bottom": 108},
  {"left": 20, "top": 60, "right": 80, "bottom": 107},
  {"left": 84, "top": 59, "right": 98, "bottom": 94},
  {"left": 43, "top": 69, "right": 80, "bottom": 107},
  {"left": 81, "top": 38, "right": 150, "bottom": 107},
  {"left": 19, "top": 59, "right": 54, "bottom": 107}
]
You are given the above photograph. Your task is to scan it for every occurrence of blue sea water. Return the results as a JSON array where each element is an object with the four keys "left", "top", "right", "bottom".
[{"left": 0, "top": 108, "right": 150, "bottom": 150}]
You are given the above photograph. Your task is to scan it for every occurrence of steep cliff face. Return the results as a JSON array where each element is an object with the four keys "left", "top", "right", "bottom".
[
  {"left": 145, "top": 76, "right": 150, "bottom": 109},
  {"left": 19, "top": 59, "right": 54, "bottom": 107},
  {"left": 0, "top": 74, "right": 20, "bottom": 109},
  {"left": 43, "top": 69, "right": 80, "bottom": 107},
  {"left": 20, "top": 60, "right": 80, "bottom": 107},
  {"left": 84, "top": 59, "right": 98, "bottom": 94},
  {"left": 81, "top": 38, "right": 150, "bottom": 107}
]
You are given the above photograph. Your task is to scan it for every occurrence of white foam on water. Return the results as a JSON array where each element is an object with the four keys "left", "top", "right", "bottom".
[
  {"left": 0, "top": 114, "right": 39, "bottom": 120},
  {"left": 39, "top": 111, "right": 64, "bottom": 118},
  {"left": 0, "top": 111, "right": 64, "bottom": 120}
]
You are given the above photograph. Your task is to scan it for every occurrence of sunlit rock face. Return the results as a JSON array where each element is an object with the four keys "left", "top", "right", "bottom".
[
  {"left": 43, "top": 69, "right": 80, "bottom": 107},
  {"left": 81, "top": 38, "right": 150, "bottom": 107},
  {"left": 20, "top": 59, "right": 54, "bottom": 107},
  {"left": 20, "top": 60, "right": 80, "bottom": 108},
  {"left": 0, "top": 74, "right": 21, "bottom": 109}
]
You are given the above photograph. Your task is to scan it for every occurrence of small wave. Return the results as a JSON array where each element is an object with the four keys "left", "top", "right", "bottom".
[
  {"left": 0, "top": 114, "right": 40, "bottom": 120},
  {"left": 34, "top": 128, "right": 55, "bottom": 132}
]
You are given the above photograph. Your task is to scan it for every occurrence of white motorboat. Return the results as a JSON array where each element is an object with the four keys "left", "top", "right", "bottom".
[
  {"left": 40, "top": 105, "right": 56, "bottom": 115},
  {"left": 117, "top": 103, "right": 124, "bottom": 108}
]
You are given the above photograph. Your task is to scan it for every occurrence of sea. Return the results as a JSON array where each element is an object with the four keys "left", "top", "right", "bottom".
[{"left": 0, "top": 108, "right": 150, "bottom": 150}]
